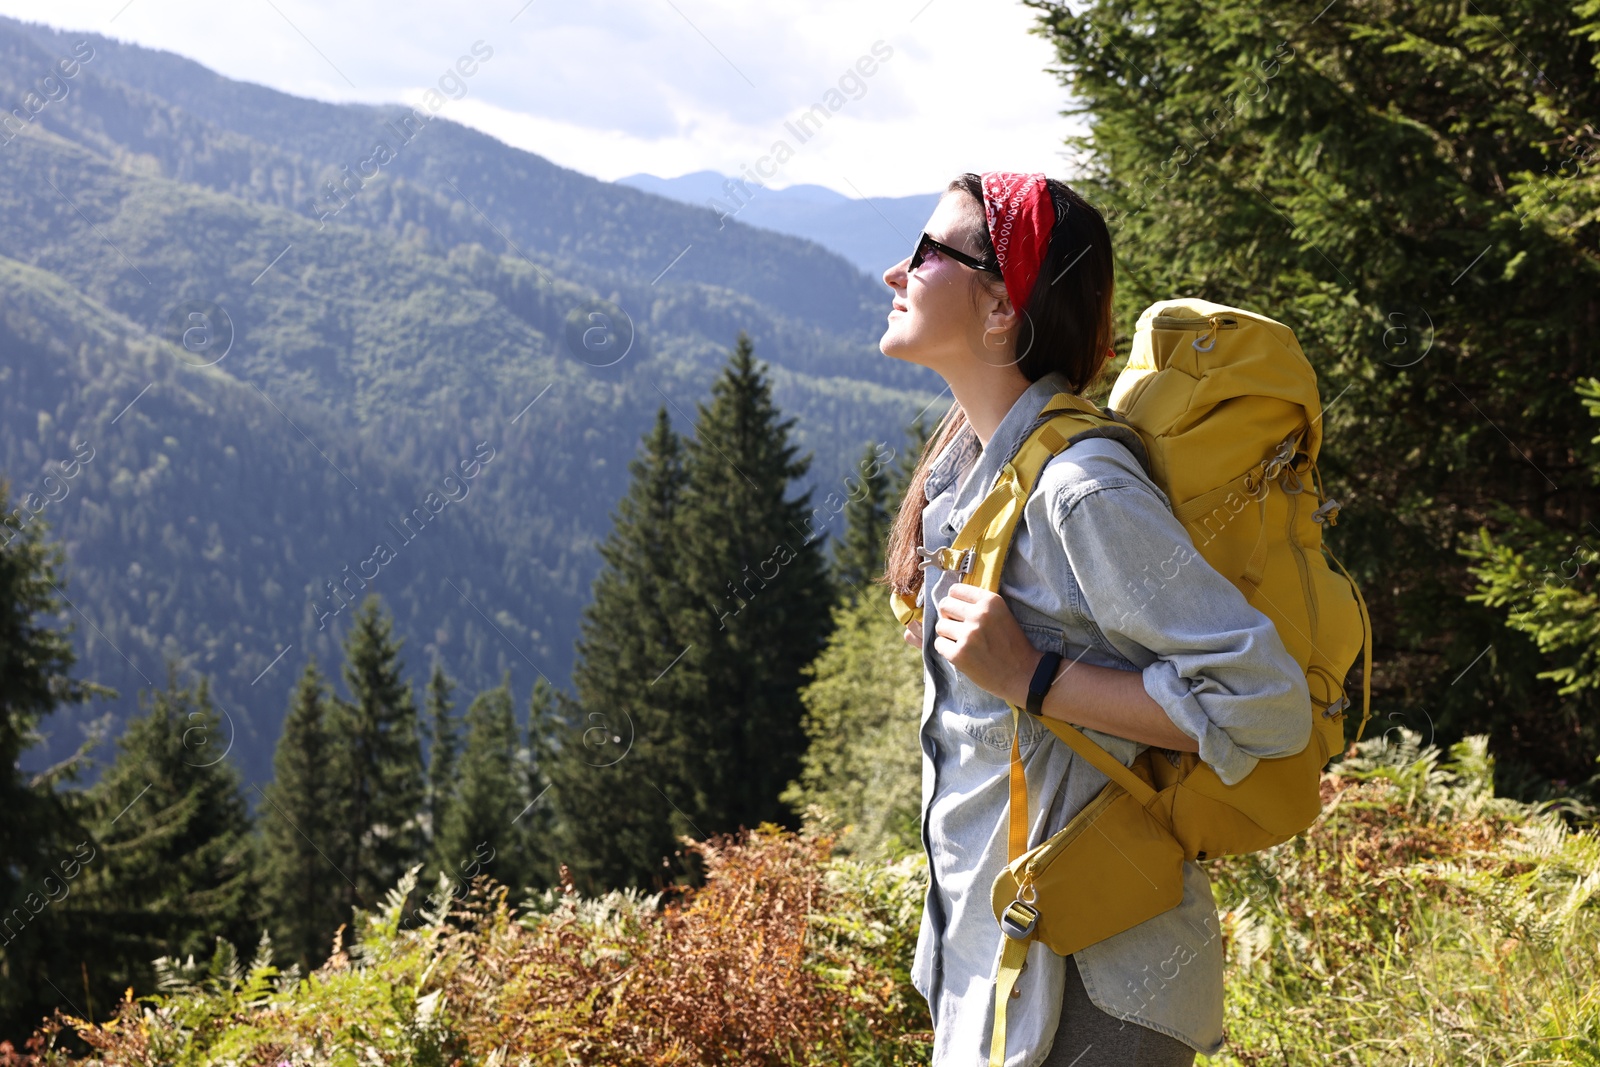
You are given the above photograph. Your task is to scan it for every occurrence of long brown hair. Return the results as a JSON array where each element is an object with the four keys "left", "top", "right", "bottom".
[{"left": 881, "top": 173, "right": 1116, "bottom": 605}]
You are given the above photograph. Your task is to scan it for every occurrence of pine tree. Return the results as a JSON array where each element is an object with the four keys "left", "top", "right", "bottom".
[
  {"left": 0, "top": 478, "right": 106, "bottom": 1036},
  {"left": 74, "top": 666, "right": 258, "bottom": 1015},
  {"left": 519, "top": 677, "right": 559, "bottom": 888},
  {"left": 326, "top": 595, "right": 425, "bottom": 912},
  {"left": 424, "top": 662, "right": 457, "bottom": 863},
  {"left": 1028, "top": 0, "right": 1600, "bottom": 789},
  {"left": 833, "top": 441, "right": 896, "bottom": 599},
  {"left": 673, "top": 333, "right": 835, "bottom": 837},
  {"left": 547, "top": 407, "right": 695, "bottom": 891},
  {"left": 1464, "top": 378, "right": 1600, "bottom": 794},
  {"left": 435, "top": 675, "right": 529, "bottom": 893},
  {"left": 259, "top": 659, "right": 344, "bottom": 973}
]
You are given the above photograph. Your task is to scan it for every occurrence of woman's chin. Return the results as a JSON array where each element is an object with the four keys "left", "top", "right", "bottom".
[
  {"left": 879, "top": 328, "right": 919, "bottom": 363},
  {"left": 880, "top": 339, "right": 915, "bottom": 363}
]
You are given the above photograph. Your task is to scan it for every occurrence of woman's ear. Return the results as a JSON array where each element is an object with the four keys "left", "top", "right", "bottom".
[{"left": 983, "top": 285, "right": 1021, "bottom": 336}]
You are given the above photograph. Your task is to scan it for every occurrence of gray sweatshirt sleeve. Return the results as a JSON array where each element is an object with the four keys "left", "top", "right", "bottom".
[{"left": 1047, "top": 464, "right": 1312, "bottom": 785}]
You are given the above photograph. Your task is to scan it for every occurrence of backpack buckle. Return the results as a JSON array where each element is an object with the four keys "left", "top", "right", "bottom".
[
  {"left": 1000, "top": 899, "right": 1040, "bottom": 940},
  {"left": 916, "top": 546, "right": 974, "bottom": 576},
  {"left": 1312, "top": 498, "right": 1341, "bottom": 526}
]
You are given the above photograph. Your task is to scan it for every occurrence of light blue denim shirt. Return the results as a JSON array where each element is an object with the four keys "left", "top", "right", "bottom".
[{"left": 910, "top": 371, "right": 1312, "bottom": 1065}]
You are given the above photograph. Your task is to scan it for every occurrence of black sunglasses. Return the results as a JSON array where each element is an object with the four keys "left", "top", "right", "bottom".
[{"left": 909, "top": 231, "right": 1001, "bottom": 275}]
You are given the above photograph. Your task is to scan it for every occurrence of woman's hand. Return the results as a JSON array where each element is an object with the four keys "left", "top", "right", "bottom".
[
  {"left": 931, "top": 585, "right": 1201, "bottom": 752},
  {"left": 932, "top": 583, "right": 1043, "bottom": 706},
  {"left": 902, "top": 620, "right": 922, "bottom": 649}
]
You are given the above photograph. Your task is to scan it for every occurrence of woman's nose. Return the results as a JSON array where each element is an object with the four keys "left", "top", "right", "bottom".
[{"left": 884, "top": 257, "right": 909, "bottom": 289}]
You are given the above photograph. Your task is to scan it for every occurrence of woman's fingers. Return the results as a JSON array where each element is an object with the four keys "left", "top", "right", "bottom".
[
  {"left": 902, "top": 622, "right": 921, "bottom": 648},
  {"left": 934, "top": 616, "right": 961, "bottom": 641}
]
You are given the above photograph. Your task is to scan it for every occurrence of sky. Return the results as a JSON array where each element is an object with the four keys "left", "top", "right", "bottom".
[{"left": 0, "top": 0, "right": 1086, "bottom": 199}]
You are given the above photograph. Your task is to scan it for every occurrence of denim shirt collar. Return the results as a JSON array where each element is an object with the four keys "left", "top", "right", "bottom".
[{"left": 924, "top": 371, "right": 1075, "bottom": 532}]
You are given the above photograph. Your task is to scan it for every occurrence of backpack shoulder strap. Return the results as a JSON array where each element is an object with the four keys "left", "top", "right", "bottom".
[
  {"left": 889, "top": 393, "right": 1131, "bottom": 627},
  {"left": 1037, "top": 391, "right": 1154, "bottom": 479},
  {"left": 887, "top": 392, "right": 1160, "bottom": 846}
]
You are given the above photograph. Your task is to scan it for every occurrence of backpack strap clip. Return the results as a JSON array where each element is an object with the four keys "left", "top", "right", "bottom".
[{"left": 917, "top": 544, "right": 974, "bottom": 576}]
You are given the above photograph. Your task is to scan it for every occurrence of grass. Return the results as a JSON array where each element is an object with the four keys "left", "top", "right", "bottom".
[{"left": 6, "top": 731, "right": 1596, "bottom": 1066}]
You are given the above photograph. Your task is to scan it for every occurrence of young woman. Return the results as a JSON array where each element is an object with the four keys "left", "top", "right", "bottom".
[{"left": 879, "top": 172, "right": 1312, "bottom": 1066}]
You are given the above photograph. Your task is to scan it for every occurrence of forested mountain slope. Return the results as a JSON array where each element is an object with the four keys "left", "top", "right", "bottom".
[{"left": 0, "top": 16, "right": 939, "bottom": 783}]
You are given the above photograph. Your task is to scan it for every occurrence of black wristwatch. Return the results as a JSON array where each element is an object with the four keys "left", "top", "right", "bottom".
[{"left": 1025, "top": 651, "right": 1064, "bottom": 717}]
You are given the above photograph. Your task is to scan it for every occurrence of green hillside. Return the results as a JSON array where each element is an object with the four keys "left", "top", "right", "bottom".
[{"left": 0, "top": 16, "right": 940, "bottom": 783}]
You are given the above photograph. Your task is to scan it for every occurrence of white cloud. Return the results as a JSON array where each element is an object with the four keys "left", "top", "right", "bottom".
[{"left": 0, "top": 0, "right": 1087, "bottom": 197}]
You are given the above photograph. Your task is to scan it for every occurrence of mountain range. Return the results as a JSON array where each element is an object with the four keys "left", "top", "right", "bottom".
[
  {"left": 616, "top": 171, "right": 942, "bottom": 277},
  {"left": 0, "top": 17, "right": 945, "bottom": 785}
]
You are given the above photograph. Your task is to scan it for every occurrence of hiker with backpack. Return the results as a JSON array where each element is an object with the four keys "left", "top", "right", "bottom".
[{"left": 878, "top": 172, "right": 1369, "bottom": 1067}]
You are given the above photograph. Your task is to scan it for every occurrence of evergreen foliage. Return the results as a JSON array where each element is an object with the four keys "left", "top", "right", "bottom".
[
  {"left": 669, "top": 334, "right": 836, "bottom": 844},
  {"left": 518, "top": 677, "right": 559, "bottom": 887},
  {"left": 434, "top": 676, "right": 532, "bottom": 894},
  {"left": 1026, "top": 0, "right": 1600, "bottom": 788},
  {"left": 424, "top": 662, "right": 457, "bottom": 866},
  {"left": 1464, "top": 378, "right": 1600, "bottom": 791},
  {"left": 258, "top": 660, "right": 344, "bottom": 974},
  {"left": 326, "top": 596, "right": 425, "bottom": 913},
  {"left": 831, "top": 441, "right": 896, "bottom": 599},
  {"left": 549, "top": 338, "right": 836, "bottom": 890},
  {"left": 546, "top": 407, "right": 696, "bottom": 891},
  {"left": 0, "top": 480, "right": 106, "bottom": 1031},
  {"left": 781, "top": 592, "right": 924, "bottom": 860},
  {"left": 74, "top": 667, "right": 257, "bottom": 1019}
]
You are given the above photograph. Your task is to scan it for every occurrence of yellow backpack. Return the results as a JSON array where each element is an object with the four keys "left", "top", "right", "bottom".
[{"left": 890, "top": 298, "right": 1372, "bottom": 1066}]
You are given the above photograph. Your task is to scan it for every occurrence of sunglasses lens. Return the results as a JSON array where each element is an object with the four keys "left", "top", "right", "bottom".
[{"left": 910, "top": 234, "right": 933, "bottom": 271}]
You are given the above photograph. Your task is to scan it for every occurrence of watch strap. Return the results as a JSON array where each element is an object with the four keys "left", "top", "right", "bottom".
[{"left": 1026, "top": 650, "right": 1064, "bottom": 717}]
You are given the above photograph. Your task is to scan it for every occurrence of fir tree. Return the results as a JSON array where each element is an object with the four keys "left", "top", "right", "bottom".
[
  {"left": 75, "top": 666, "right": 257, "bottom": 1015},
  {"left": 1464, "top": 378, "right": 1600, "bottom": 795},
  {"left": 326, "top": 595, "right": 425, "bottom": 912},
  {"left": 259, "top": 659, "right": 344, "bottom": 973},
  {"left": 424, "top": 662, "right": 457, "bottom": 862},
  {"left": 435, "top": 675, "right": 528, "bottom": 893},
  {"left": 833, "top": 440, "right": 896, "bottom": 598},
  {"left": 673, "top": 333, "right": 835, "bottom": 838},
  {"left": 0, "top": 479, "right": 106, "bottom": 1036},
  {"left": 547, "top": 407, "right": 694, "bottom": 891},
  {"left": 518, "top": 677, "right": 559, "bottom": 888},
  {"left": 1028, "top": 0, "right": 1600, "bottom": 789}
]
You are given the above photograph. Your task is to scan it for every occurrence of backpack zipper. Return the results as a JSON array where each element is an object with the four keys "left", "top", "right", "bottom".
[
  {"left": 1018, "top": 779, "right": 1124, "bottom": 887},
  {"left": 1148, "top": 314, "right": 1241, "bottom": 331},
  {"left": 1150, "top": 314, "right": 1240, "bottom": 354}
]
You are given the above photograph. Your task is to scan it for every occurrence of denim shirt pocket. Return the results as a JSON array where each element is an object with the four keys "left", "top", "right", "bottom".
[{"left": 957, "top": 622, "right": 1067, "bottom": 760}]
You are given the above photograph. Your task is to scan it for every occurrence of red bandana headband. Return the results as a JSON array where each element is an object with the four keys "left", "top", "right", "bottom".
[{"left": 980, "top": 171, "right": 1055, "bottom": 315}]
